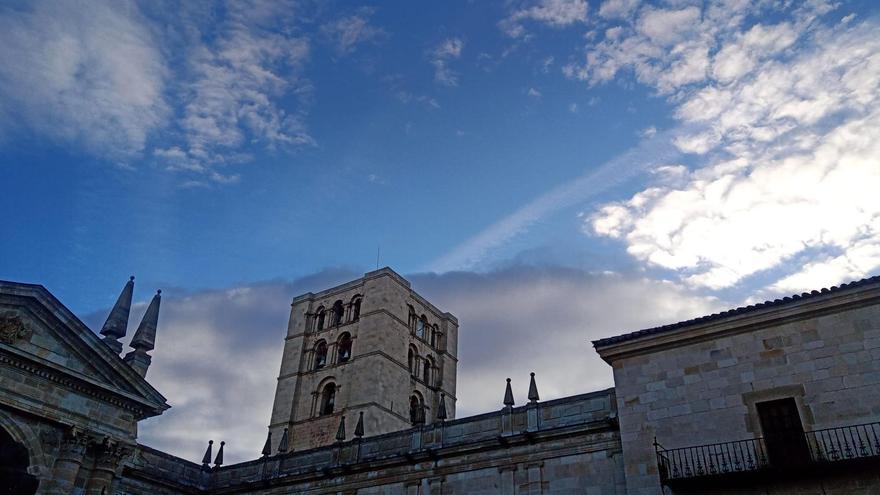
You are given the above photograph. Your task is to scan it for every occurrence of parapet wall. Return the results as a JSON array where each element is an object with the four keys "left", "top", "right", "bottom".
[{"left": 120, "top": 388, "right": 624, "bottom": 494}]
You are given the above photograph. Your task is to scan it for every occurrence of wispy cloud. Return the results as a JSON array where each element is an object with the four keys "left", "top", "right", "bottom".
[
  {"left": 320, "top": 7, "right": 386, "bottom": 56},
  {"left": 0, "top": 1, "right": 169, "bottom": 156},
  {"left": 500, "top": 0, "right": 589, "bottom": 38},
  {"left": 431, "top": 37, "right": 465, "bottom": 87},
  {"left": 167, "top": 2, "right": 314, "bottom": 182},
  {"left": 0, "top": 0, "right": 316, "bottom": 185}
]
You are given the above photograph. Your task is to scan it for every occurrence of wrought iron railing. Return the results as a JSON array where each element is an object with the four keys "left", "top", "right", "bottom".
[{"left": 655, "top": 422, "right": 880, "bottom": 484}]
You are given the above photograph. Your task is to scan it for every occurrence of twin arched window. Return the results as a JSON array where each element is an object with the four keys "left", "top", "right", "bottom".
[
  {"left": 408, "top": 345, "right": 418, "bottom": 374},
  {"left": 409, "top": 392, "right": 425, "bottom": 425},
  {"left": 423, "top": 356, "right": 433, "bottom": 385},
  {"left": 315, "top": 306, "right": 326, "bottom": 331},
  {"left": 320, "top": 383, "right": 336, "bottom": 415},
  {"left": 337, "top": 333, "right": 352, "bottom": 363},
  {"left": 314, "top": 340, "right": 328, "bottom": 369},
  {"left": 416, "top": 315, "right": 427, "bottom": 338},
  {"left": 314, "top": 296, "right": 363, "bottom": 331},
  {"left": 351, "top": 296, "right": 362, "bottom": 322},
  {"left": 331, "top": 300, "right": 344, "bottom": 326}
]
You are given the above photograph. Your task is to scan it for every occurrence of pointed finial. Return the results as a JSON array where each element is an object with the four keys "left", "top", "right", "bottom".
[
  {"left": 277, "top": 428, "right": 289, "bottom": 454},
  {"left": 124, "top": 289, "right": 161, "bottom": 377},
  {"left": 100, "top": 276, "right": 135, "bottom": 353},
  {"left": 213, "top": 441, "right": 225, "bottom": 467},
  {"left": 528, "top": 372, "right": 540, "bottom": 403},
  {"left": 201, "top": 440, "right": 213, "bottom": 470},
  {"left": 503, "top": 378, "right": 515, "bottom": 408},
  {"left": 261, "top": 431, "right": 272, "bottom": 457},
  {"left": 335, "top": 416, "right": 346, "bottom": 442},
  {"left": 437, "top": 393, "right": 448, "bottom": 421},
  {"left": 354, "top": 412, "right": 364, "bottom": 438}
]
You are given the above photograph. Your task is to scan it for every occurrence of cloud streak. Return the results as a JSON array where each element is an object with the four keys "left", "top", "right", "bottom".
[{"left": 425, "top": 129, "right": 682, "bottom": 273}]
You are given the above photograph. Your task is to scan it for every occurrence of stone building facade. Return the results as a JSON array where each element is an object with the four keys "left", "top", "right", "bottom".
[
  {"left": 268, "top": 269, "right": 459, "bottom": 452},
  {"left": 2, "top": 268, "right": 880, "bottom": 494},
  {"left": 594, "top": 276, "right": 880, "bottom": 494}
]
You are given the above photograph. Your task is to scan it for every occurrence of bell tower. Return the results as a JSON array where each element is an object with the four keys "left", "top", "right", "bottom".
[{"left": 267, "top": 267, "right": 459, "bottom": 451}]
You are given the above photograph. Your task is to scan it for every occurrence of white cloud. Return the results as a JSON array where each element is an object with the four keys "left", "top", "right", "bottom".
[
  {"left": 588, "top": 14, "right": 880, "bottom": 292},
  {"left": 431, "top": 38, "right": 465, "bottom": 87},
  {"left": 0, "top": 1, "right": 169, "bottom": 156},
  {"left": 87, "top": 267, "right": 718, "bottom": 463},
  {"left": 321, "top": 7, "right": 386, "bottom": 55},
  {"left": 174, "top": 4, "right": 314, "bottom": 177},
  {"left": 501, "top": 0, "right": 589, "bottom": 38},
  {"left": 598, "top": 0, "right": 641, "bottom": 19},
  {"left": 568, "top": 102, "right": 579, "bottom": 113},
  {"left": 528, "top": 87, "right": 543, "bottom": 98}
]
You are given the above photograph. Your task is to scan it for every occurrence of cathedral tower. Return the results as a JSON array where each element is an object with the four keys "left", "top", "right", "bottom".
[{"left": 268, "top": 268, "right": 458, "bottom": 451}]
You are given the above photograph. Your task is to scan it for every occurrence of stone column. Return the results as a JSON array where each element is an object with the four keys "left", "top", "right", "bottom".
[
  {"left": 46, "top": 428, "right": 88, "bottom": 495},
  {"left": 85, "top": 440, "right": 128, "bottom": 495}
]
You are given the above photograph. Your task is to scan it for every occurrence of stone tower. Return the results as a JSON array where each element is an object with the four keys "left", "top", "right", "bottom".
[{"left": 268, "top": 267, "right": 459, "bottom": 451}]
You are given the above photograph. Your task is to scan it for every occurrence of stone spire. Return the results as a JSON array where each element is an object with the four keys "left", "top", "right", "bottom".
[
  {"left": 354, "top": 412, "right": 364, "bottom": 439},
  {"left": 100, "top": 276, "right": 134, "bottom": 354},
  {"left": 528, "top": 372, "right": 540, "bottom": 403},
  {"left": 503, "top": 378, "right": 515, "bottom": 408},
  {"left": 124, "top": 290, "right": 161, "bottom": 378},
  {"left": 277, "top": 428, "right": 289, "bottom": 454},
  {"left": 213, "top": 441, "right": 225, "bottom": 467},
  {"left": 437, "top": 393, "right": 448, "bottom": 421},
  {"left": 261, "top": 431, "right": 272, "bottom": 457},
  {"left": 201, "top": 440, "right": 213, "bottom": 471},
  {"left": 335, "top": 416, "right": 346, "bottom": 442}
]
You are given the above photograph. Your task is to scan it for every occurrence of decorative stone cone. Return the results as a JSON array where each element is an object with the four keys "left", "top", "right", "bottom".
[
  {"left": 503, "top": 378, "right": 515, "bottom": 407},
  {"left": 336, "top": 416, "right": 346, "bottom": 442},
  {"left": 354, "top": 412, "right": 364, "bottom": 438},
  {"left": 261, "top": 431, "right": 272, "bottom": 457},
  {"left": 277, "top": 428, "right": 289, "bottom": 454},
  {"left": 528, "top": 372, "right": 540, "bottom": 403},
  {"left": 214, "top": 441, "right": 225, "bottom": 467}
]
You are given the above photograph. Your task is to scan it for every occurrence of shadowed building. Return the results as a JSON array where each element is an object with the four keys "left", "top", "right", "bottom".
[{"left": 1, "top": 268, "right": 880, "bottom": 494}]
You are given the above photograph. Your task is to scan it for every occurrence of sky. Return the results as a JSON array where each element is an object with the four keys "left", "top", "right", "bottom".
[{"left": 2, "top": 0, "right": 880, "bottom": 464}]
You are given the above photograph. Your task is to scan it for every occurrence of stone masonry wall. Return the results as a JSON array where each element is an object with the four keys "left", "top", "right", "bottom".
[{"left": 605, "top": 290, "right": 880, "bottom": 495}]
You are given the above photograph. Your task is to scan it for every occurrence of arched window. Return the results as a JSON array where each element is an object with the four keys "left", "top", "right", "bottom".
[
  {"left": 320, "top": 383, "right": 336, "bottom": 415},
  {"left": 351, "top": 296, "right": 362, "bottom": 322},
  {"left": 314, "top": 340, "right": 328, "bottom": 369},
  {"left": 331, "top": 300, "right": 344, "bottom": 326},
  {"left": 315, "top": 306, "right": 326, "bottom": 331},
  {"left": 416, "top": 315, "right": 427, "bottom": 339},
  {"left": 407, "top": 305, "right": 416, "bottom": 332},
  {"left": 430, "top": 325, "right": 438, "bottom": 347},
  {"left": 337, "top": 333, "right": 352, "bottom": 363},
  {"left": 408, "top": 346, "right": 418, "bottom": 374},
  {"left": 409, "top": 393, "right": 425, "bottom": 425},
  {"left": 423, "top": 356, "right": 433, "bottom": 385}
]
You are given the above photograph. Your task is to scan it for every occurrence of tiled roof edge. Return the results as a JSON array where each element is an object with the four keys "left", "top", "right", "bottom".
[{"left": 593, "top": 275, "right": 880, "bottom": 348}]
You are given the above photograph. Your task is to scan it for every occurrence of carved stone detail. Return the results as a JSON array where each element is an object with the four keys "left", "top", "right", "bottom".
[{"left": 0, "top": 311, "right": 29, "bottom": 344}]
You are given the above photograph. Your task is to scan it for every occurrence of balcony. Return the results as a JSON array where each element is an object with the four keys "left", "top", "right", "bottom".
[{"left": 655, "top": 422, "right": 880, "bottom": 487}]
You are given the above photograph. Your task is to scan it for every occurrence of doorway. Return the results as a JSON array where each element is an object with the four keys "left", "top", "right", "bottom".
[
  {"left": 0, "top": 425, "right": 38, "bottom": 494},
  {"left": 756, "top": 398, "right": 812, "bottom": 468}
]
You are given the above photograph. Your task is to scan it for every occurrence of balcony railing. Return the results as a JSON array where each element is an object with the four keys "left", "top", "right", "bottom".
[{"left": 655, "top": 422, "right": 880, "bottom": 484}]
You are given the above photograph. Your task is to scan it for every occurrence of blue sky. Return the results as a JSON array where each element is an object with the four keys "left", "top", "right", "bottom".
[{"left": 3, "top": 0, "right": 880, "bottom": 463}]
